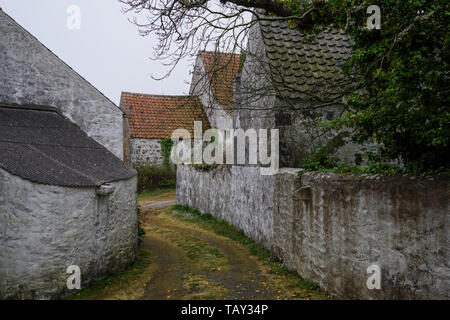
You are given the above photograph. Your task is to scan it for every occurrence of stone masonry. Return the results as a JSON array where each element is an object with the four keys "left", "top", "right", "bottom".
[
  {"left": 0, "top": 9, "right": 124, "bottom": 159},
  {"left": 0, "top": 169, "right": 138, "bottom": 299},
  {"left": 177, "top": 164, "right": 449, "bottom": 299},
  {"left": 130, "top": 138, "right": 164, "bottom": 166}
]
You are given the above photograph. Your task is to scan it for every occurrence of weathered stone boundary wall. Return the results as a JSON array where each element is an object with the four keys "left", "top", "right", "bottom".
[
  {"left": 130, "top": 138, "right": 163, "bottom": 166},
  {"left": 177, "top": 165, "right": 449, "bottom": 299},
  {"left": 0, "top": 169, "right": 138, "bottom": 299}
]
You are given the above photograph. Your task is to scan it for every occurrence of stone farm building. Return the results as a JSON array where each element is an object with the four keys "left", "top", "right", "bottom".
[
  {"left": 121, "top": 50, "right": 241, "bottom": 167},
  {"left": 177, "top": 17, "right": 449, "bottom": 299},
  {"left": 120, "top": 93, "right": 210, "bottom": 167},
  {"left": 0, "top": 9, "right": 138, "bottom": 299},
  {"left": 190, "top": 51, "right": 241, "bottom": 129},
  {"left": 234, "top": 19, "right": 375, "bottom": 168}
]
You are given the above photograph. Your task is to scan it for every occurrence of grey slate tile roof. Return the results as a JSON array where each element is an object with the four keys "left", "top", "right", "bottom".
[
  {"left": 0, "top": 104, "right": 136, "bottom": 187},
  {"left": 259, "top": 19, "right": 354, "bottom": 101}
]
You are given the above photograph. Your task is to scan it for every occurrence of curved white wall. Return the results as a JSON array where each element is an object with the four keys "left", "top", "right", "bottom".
[{"left": 0, "top": 168, "right": 138, "bottom": 299}]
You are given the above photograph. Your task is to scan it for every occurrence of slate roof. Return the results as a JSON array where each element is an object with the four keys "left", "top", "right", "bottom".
[
  {"left": 259, "top": 19, "right": 354, "bottom": 101},
  {"left": 0, "top": 104, "right": 136, "bottom": 188},
  {"left": 200, "top": 51, "right": 241, "bottom": 114},
  {"left": 120, "top": 92, "right": 211, "bottom": 139}
]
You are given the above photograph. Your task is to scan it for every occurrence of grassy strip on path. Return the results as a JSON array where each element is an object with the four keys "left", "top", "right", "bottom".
[
  {"left": 169, "top": 205, "right": 328, "bottom": 300},
  {"left": 137, "top": 187, "right": 176, "bottom": 200},
  {"left": 67, "top": 191, "right": 330, "bottom": 300}
]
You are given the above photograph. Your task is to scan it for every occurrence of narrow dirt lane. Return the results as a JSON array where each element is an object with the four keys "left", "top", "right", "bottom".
[
  {"left": 141, "top": 205, "right": 274, "bottom": 299},
  {"left": 68, "top": 190, "right": 328, "bottom": 300},
  {"left": 140, "top": 236, "right": 188, "bottom": 300}
]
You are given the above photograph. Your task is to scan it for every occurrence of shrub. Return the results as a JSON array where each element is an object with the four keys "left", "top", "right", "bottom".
[
  {"left": 300, "top": 149, "right": 449, "bottom": 176},
  {"left": 287, "top": 0, "right": 450, "bottom": 172},
  {"left": 135, "top": 164, "right": 176, "bottom": 193},
  {"left": 192, "top": 163, "right": 218, "bottom": 171},
  {"left": 301, "top": 146, "right": 341, "bottom": 171}
]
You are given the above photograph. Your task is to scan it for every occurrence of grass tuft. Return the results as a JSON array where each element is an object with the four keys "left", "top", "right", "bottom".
[{"left": 65, "top": 249, "right": 152, "bottom": 300}]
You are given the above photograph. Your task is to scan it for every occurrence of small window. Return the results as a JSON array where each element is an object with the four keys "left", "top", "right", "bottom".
[
  {"left": 275, "top": 112, "right": 291, "bottom": 126},
  {"left": 326, "top": 111, "right": 335, "bottom": 120}
]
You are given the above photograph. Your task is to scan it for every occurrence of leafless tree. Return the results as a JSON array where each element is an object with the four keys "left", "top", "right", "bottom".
[
  {"left": 122, "top": 1, "right": 353, "bottom": 99},
  {"left": 120, "top": 0, "right": 361, "bottom": 162}
]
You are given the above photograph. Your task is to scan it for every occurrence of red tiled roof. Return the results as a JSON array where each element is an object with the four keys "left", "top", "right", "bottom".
[
  {"left": 200, "top": 51, "right": 241, "bottom": 114},
  {"left": 121, "top": 92, "right": 211, "bottom": 139}
]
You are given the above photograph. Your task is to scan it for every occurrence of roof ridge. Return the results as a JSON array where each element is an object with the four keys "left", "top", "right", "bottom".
[
  {"left": 0, "top": 9, "right": 122, "bottom": 114},
  {"left": 200, "top": 50, "right": 240, "bottom": 56},
  {"left": 121, "top": 91, "right": 199, "bottom": 99},
  {"left": 0, "top": 102, "right": 60, "bottom": 114}
]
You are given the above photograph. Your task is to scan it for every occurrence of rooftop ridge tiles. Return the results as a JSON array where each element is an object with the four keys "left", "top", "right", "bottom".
[{"left": 121, "top": 91, "right": 198, "bottom": 98}]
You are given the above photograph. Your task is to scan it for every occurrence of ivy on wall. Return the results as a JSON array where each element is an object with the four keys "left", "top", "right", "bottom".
[
  {"left": 285, "top": 0, "right": 450, "bottom": 172},
  {"left": 159, "top": 138, "right": 174, "bottom": 170}
]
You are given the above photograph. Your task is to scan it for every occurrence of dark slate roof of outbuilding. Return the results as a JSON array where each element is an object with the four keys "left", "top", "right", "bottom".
[
  {"left": 0, "top": 104, "right": 136, "bottom": 188},
  {"left": 259, "top": 19, "right": 354, "bottom": 100}
]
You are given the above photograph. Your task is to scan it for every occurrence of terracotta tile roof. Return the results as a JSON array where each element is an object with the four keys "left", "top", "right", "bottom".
[
  {"left": 121, "top": 92, "right": 211, "bottom": 139},
  {"left": 200, "top": 51, "right": 241, "bottom": 114}
]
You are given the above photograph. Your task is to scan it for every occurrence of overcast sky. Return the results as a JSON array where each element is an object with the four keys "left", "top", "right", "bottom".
[{"left": 0, "top": 0, "right": 192, "bottom": 105}]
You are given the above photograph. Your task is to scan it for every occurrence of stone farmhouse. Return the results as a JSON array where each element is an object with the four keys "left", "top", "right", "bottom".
[
  {"left": 0, "top": 9, "right": 138, "bottom": 299},
  {"left": 190, "top": 51, "right": 240, "bottom": 129},
  {"left": 120, "top": 50, "right": 241, "bottom": 167},
  {"left": 177, "top": 18, "right": 449, "bottom": 299},
  {"left": 234, "top": 19, "right": 374, "bottom": 168},
  {"left": 120, "top": 92, "right": 210, "bottom": 167}
]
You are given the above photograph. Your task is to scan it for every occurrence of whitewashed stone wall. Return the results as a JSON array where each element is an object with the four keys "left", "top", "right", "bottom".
[
  {"left": 130, "top": 138, "right": 163, "bottom": 166},
  {"left": 130, "top": 138, "right": 206, "bottom": 167},
  {"left": 177, "top": 164, "right": 449, "bottom": 299},
  {"left": 0, "top": 9, "right": 124, "bottom": 159},
  {"left": 0, "top": 168, "right": 138, "bottom": 299}
]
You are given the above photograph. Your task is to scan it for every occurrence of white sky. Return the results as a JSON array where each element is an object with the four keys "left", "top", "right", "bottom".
[{"left": 0, "top": 0, "right": 193, "bottom": 105}]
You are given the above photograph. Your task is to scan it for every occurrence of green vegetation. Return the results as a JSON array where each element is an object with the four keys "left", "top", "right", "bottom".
[
  {"left": 286, "top": 0, "right": 449, "bottom": 172},
  {"left": 171, "top": 204, "right": 275, "bottom": 263},
  {"left": 300, "top": 148, "right": 450, "bottom": 176},
  {"left": 191, "top": 163, "right": 219, "bottom": 171},
  {"left": 150, "top": 223, "right": 227, "bottom": 271},
  {"left": 135, "top": 164, "right": 176, "bottom": 193},
  {"left": 66, "top": 196, "right": 328, "bottom": 300},
  {"left": 137, "top": 187, "right": 176, "bottom": 200},
  {"left": 159, "top": 138, "right": 174, "bottom": 171},
  {"left": 66, "top": 249, "right": 152, "bottom": 300}
]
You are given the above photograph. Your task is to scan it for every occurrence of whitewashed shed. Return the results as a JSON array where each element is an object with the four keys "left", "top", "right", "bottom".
[
  {"left": 0, "top": 8, "right": 138, "bottom": 299},
  {"left": 0, "top": 104, "right": 138, "bottom": 299}
]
